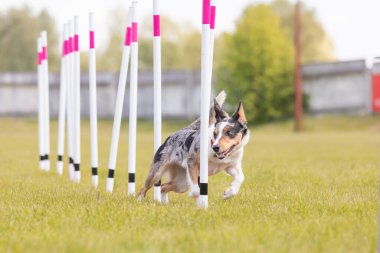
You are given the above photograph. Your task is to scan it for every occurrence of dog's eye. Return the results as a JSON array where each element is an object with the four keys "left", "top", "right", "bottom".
[
  {"left": 213, "top": 131, "right": 217, "bottom": 139},
  {"left": 226, "top": 130, "right": 234, "bottom": 138}
]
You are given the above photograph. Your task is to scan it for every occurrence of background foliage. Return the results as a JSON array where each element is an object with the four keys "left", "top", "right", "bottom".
[
  {"left": 0, "top": 1, "right": 334, "bottom": 123},
  {"left": 217, "top": 4, "right": 295, "bottom": 123},
  {"left": 0, "top": 7, "right": 58, "bottom": 72}
]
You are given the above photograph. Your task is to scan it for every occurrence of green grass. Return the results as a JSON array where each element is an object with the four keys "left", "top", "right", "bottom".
[{"left": 0, "top": 116, "right": 378, "bottom": 253}]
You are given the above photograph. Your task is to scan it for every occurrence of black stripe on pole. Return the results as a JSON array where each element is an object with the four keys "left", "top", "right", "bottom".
[
  {"left": 57, "top": 155, "right": 63, "bottom": 161},
  {"left": 69, "top": 157, "right": 74, "bottom": 164},
  {"left": 74, "top": 163, "right": 80, "bottom": 171},
  {"left": 154, "top": 180, "right": 161, "bottom": 187},
  {"left": 92, "top": 167, "right": 98, "bottom": 176},
  {"left": 200, "top": 183, "right": 208, "bottom": 195},
  {"left": 39, "top": 155, "right": 44, "bottom": 161},
  {"left": 128, "top": 173, "right": 135, "bottom": 183},
  {"left": 108, "top": 169, "right": 115, "bottom": 178},
  {"left": 45, "top": 154, "right": 49, "bottom": 160}
]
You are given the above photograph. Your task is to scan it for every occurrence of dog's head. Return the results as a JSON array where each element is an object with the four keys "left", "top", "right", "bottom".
[{"left": 211, "top": 100, "right": 249, "bottom": 160}]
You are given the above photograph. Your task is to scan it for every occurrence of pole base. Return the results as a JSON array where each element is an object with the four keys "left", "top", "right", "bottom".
[
  {"left": 74, "top": 171, "right": 81, "bottom": 183},
  {"left": 69, "top": 164, "right": 75, "bottom": 181},
  {"left": 56, "top": 161, "right": 63, "bottom": 175},
  {"left": 197, "top": 195, "right": 208, "bottom": 209},
  {"left": 39, "top": 160, "right": 44, "bottom": 170},
  {"left": 106, "top": 178, "right": 114, "bottom": 193},
  {"left": 45, "top": 160, "right": 50, "bottom": 171},
  {"left": 92, "top": 175, "right": 98, "bottom": 188},
  {"left": 128, "top": 182, "right": 135, "bottom": 196}
]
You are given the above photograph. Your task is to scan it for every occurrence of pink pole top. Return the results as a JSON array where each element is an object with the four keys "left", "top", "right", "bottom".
[
  {"left": 62, "top": 41, "right": 65, "bottom": 57},
  {"left": 68, "top": 37, "right": 72, "bottom": 54},
  {"left": 38, "top": 52, "right": 42, "bottom": 65},
  {"left": 202, "top": 0, "right": 211, "bottom": 25},
  {"left": 153, "top": 15, "right": 160, "bottom": 37},
  {"left": 124, "top": 26, "right": 132, "bottom": 46},
  {"left": 90, "top": 31, "right": 95, "bottom": 49},
  {"left": 41, "top": 47, "right": 47, "bottom": 61},
  {"left": 74, "top": 34, "right": 79, "bottom": 52},
  {"left": 64, "top": 40, "right": 68, "bottom": 55},
  {"left": 210, "top": 5, "right": 216, "bottom": 29},
  {"left": 131, "top": 22, "right": 138, "bottom": 43}
]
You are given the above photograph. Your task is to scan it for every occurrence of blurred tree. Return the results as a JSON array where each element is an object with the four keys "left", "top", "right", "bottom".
[
  {"left": 139, "top": 15, "right": 184, "bottom": 70},
  {"left": 270, "top": 0, "right": 334, "bottom": 63},
  {"left": 217, "top": 4, "right": 294, "bottom": 123},
  {"left": 0, "top": 6, "right": 59, "bottom": 72},
  {"left": 178, "top": 26, "right": 201, "bottom": 70},
  {"left": 97, "top": 5, "right": 126, "bottom": 71}
]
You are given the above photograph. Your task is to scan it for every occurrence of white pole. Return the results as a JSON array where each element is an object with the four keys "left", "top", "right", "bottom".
[
  {"left": 37, "top": 37, "right": 45, "bottom": 170},
  {"left": 57, "top": 25, "right": 67, "bottom": 176},
  {"left": 41, "top": 31, "right": 50, "bottom": 171},
  {"left": 67, "top": 20, "right": 75, "bottom": 181},
  {"left": 209, "top": 0, "right": 216, "bottom": 86},
  {"left": 128, "top": 1, "right": 139, "bottom": 196},
  {"left": 153, "top": 0, "right": 162, "bottom": 202},
  {"left": 198, "top": 0, "right": 211, "bottom": 209},
  {"left": 106, "top": 9, "right": 132, "bottom": 193},
  {"left": 73, "top": 16, "right": 81, "bottom": 183},
  {"left": 89, "top": 13, "right": 99, "bottom": 188}
]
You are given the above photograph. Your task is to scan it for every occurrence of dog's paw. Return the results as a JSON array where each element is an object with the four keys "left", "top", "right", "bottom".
[
  {"left": 189, "top": 184, "right": 200, "bottom": 199},
  {"left": 137, "top": 195, "right": 145, "bottom": 202},
  {"left": 161, "top": 193, "right": 169, "bottom": 204},
  {"left": 223, "top": 187, "right": 238, "bottom": 200}
]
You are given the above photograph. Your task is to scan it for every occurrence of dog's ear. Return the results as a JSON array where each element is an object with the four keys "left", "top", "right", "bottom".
[
  {"left": 214, "top": 99, "right": 228, "bottom": 122},
  {"left": 232, "top": 101, "right": 247, "bottom": 125}
]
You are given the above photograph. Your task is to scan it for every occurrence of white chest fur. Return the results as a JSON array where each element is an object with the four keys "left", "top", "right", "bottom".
[{"left": 207, "top": 147, "right": 244, "bottom": 176}]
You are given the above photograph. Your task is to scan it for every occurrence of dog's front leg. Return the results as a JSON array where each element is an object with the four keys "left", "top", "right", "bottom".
[{"left": 223, "top": 165, "right": 244, "bottom": 200}]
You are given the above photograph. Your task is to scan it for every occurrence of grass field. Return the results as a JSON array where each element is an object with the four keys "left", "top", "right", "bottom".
[{"left": 0, "top": 116, "right": 378, "bottom": 253}]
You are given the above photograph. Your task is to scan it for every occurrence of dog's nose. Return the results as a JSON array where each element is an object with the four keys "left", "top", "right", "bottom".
[{"left": 213, "top": 145, "right": 220, "bottom": 152}]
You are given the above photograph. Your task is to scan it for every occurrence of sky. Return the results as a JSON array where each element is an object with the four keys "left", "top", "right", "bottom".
[{"left": 1, "top": 0, "right": 380, "bottom": 62}]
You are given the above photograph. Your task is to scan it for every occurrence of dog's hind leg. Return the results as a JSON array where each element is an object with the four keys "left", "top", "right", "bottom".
[{"left": 137, "top": 163, "right": 169, "bottom": 200}]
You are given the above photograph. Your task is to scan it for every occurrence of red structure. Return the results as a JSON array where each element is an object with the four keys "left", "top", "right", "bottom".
[{"left": 372, "top": 74, "right": 380, "bottom": 113}]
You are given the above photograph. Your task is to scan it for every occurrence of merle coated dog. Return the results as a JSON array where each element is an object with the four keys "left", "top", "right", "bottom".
[{"left": 138, "top": 91, "right": 249, "bottom": 203}]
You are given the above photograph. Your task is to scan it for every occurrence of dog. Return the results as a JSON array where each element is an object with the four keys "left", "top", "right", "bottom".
[{"left": 137, "top": 91, "right": 250, "bottom": 203}]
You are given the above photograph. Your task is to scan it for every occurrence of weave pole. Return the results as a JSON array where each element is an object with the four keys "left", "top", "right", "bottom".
[
  {"left": 73, "top": 16, "right": 81, "bottom": 183},
  {"left": 106, "top": 9, "right": 132, "bottom": 193},
  {"left": 153, "top": 0, "right": 162, "bottom": 202},
  {"left": 37, "top": 37, "right": 45, "bottom": 170},
  {"left": 41, "top": 31, "right": 50, "bottom": 171},
  {"left": 67, "top": 20, "right": 75, "bottom": 181},
  {"left": 89, "top": 13, "right": 99, "bottom": 188},
  {"left": 198, "top": 0, "right": 212, "bottom": 209},
  {"left": 209, "top": 0, "right": 216, "bottom": 85},
  {"left": 56, "top": 26, "right": 67, "bottom": 175},
  {"left": 128, "top": 1, "right": 139, "bottom": 196}
]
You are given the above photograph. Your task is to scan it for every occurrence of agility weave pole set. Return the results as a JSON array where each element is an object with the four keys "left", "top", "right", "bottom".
[{"left": 37, "top": 0, "right": 216, "bottom": 208}]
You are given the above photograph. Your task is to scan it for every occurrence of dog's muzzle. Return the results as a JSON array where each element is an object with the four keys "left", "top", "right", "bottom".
[{"left": 213, "top": 144, "right": 236, "bottom": 160}]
